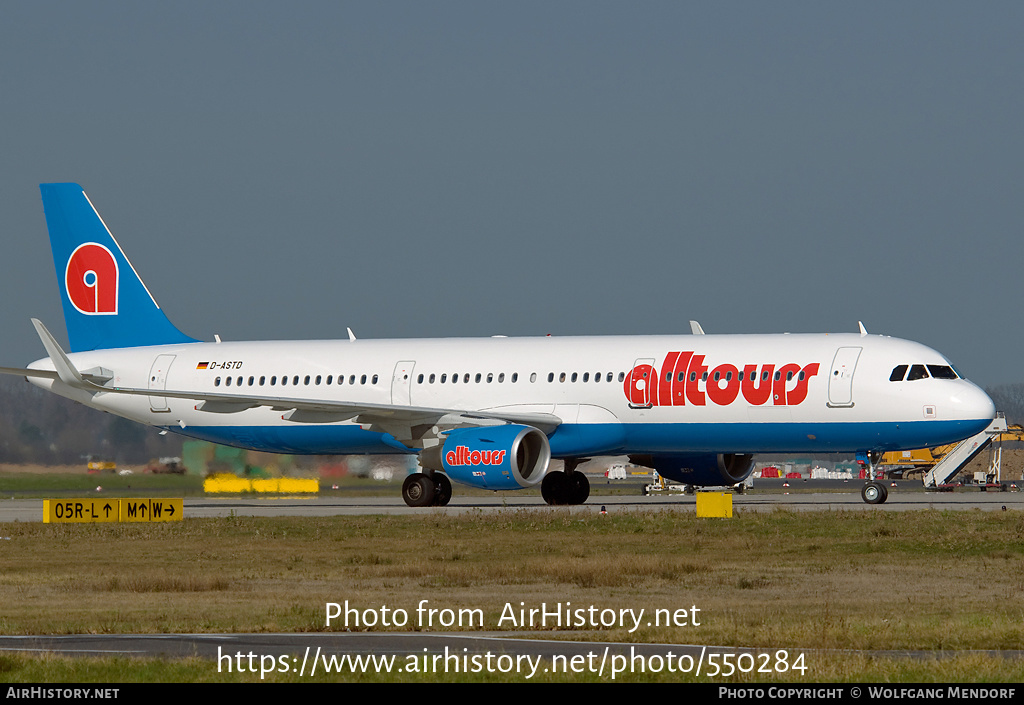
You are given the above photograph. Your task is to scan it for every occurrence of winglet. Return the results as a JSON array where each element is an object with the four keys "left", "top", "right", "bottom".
[{"left": 31, "top": 318, "right": 89, "bottom": 389}]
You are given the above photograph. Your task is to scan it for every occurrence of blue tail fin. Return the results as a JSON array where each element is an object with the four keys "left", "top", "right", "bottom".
[{"left": 39, "top": 183, "right": 198, "bottom": 352}]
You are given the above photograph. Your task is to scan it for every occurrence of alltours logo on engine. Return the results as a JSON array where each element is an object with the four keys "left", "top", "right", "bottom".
[{"left": 445, "top": 446, "right": 507, "bottom": 466}]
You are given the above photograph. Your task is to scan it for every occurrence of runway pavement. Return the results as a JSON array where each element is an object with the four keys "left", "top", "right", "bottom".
[{"left": 1, "top": 484, "right": 1021, "bottom": 522}]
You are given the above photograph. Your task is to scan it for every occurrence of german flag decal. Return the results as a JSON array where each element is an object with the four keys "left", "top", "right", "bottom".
[{"left": 196, "top": 362, "right": 209, "bottom": 370}]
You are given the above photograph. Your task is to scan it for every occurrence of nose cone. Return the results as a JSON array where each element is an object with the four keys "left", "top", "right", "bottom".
[{"left": 953, "top": 382, "right": 997, "bottom": 435}]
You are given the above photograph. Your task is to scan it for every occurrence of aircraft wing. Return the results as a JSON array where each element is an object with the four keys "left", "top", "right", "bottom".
[{"left": 8, "top": 319, "right": 562, "bottom": 445}]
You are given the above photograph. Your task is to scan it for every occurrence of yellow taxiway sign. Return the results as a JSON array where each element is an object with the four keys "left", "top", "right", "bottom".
[{"left": 43, "top": 499, "right": 183, "bottom": 523}]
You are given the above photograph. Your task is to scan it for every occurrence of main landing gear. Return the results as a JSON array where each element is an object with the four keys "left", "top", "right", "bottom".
[
  {"left": 402, "top": 472, "right": 452, "bottom": 507},
  {"left": 540, "top": 459, "right": 591, "bottom": 506}
]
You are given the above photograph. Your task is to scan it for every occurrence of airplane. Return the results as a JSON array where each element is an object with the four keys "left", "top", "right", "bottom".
[{"left": 0, "top": 183, "right": 997, "bottom": 507}]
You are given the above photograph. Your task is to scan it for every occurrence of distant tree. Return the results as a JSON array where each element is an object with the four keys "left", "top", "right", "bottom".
[
  {"left": 985, "top": 384, "right": 1024, "bottom": 426},
  {"left": 0, "top": 376, "right": 181, "bottom": 466}
]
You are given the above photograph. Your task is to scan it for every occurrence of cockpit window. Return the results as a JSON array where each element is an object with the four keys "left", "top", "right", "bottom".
[
  {"left": 907, "top": 364, "right": 929, "bottom": 381},
  {"left": 889, "top": 365, "right": 908, "bottom": 382},
  {"left": 927, "top": 365, "right": 958, "bottom": 380}
]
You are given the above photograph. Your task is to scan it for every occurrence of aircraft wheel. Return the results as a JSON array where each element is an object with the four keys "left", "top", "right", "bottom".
[
  {"left": 541, "top": 472, "right": 569, "bottom": 505},
  {"left": 570, "top": 472, "right": 590, "bottom": 505},
  {"left": 861, "top": 482, "right": 884, "bottom": 505},
  {"left": 433, "top": 474, "right": 452, "bottom": 506},
  {"left": 402, "top": 473, "right": 436, "bottom": 507}
]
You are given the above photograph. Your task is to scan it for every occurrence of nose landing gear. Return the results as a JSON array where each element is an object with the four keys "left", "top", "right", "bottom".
[
  {"left": 860, "top": 451, "right": 888, "bottom": 504},
  {"left": 861, "top": 481, "right": 888, "bottom": 504}
]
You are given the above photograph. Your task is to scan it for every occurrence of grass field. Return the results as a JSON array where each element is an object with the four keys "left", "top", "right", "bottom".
[{"left": 1, "top": 506, "right": 1023, "bottom": 682}]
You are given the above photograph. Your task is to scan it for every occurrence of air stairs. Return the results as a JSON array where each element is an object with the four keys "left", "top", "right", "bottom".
[{"left": 923, "top": 413, "right": 1007, "bottom": 488}]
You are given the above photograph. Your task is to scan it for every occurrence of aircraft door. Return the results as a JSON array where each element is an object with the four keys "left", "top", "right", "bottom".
[
  {"left": 392, "top": 360, "right": 416, "bottom": 405},
  {"left": 627, "top": 358, "right": 656, "bottom": 409},
  {"left": 148, "top": 354, "right": 176, "bottom": 412},
  {"left": 827, "top": 347, "right": 861, "bottom": 408}
]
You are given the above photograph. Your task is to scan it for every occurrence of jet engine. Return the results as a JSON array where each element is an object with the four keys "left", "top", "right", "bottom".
[
  {"left": 632, "top": 453, "right": 755, "bottom": 486},
  {"left": 421, "top": 424, "right": 551, "bottom": 491}
]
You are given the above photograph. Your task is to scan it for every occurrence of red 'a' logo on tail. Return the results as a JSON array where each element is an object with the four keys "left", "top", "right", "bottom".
[{"left": 65, "top": 243, "right": 118, "bottom": 315}]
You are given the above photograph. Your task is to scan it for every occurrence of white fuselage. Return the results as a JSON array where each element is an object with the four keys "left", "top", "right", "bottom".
[{"left": 28, "top": 331, "right": 996, "bottom": 458}]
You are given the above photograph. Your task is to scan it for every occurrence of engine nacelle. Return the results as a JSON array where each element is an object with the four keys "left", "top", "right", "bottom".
[
  {"left": 423, "top": 425, "right": 551, "bottom": 491},
  {"left": 636, "top": 453, "right": 755, "bottom": 486}
]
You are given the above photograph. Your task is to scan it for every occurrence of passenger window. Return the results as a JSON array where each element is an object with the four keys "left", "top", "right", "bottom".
[
  {"left": 571, "top": 373, "right": 578, "bottom": 382},
  {"left": 907, "top": 365, "right": 929, "bottom": 381},
  {"left": 463, "top": 374, "right": 469, "bottom": 383},
  {"left": 511, "top": 373, "right": 518, "bottom": 383},
  {"left": 315, "top": 375, "right": 322, "bottom": 385},
  {"left": 441, "top": 374, "right": 447, "bottom": 383},
  {"left": 326, "top": 376, "right": 332, "bottom": 385},
  {"left": 475, "top": 373, "right": 482, "bottom": 383},
  {"left": 560, "top": 373, "right": 566, "bottom": 383},
  {"left": 618, "top": 372, "right": 625, "bottom": 383},
  {"left": 292, "top": 376, "right": 299, "bottom": 385},
  {"left": 497, "top": 373, "right": 504, "bottom": 382},
  {"left": 304, "top": 375, "right": 311, "bottom": 386},
  {"left": 548, "top": 373, "right": 554, "bottom": 383},
  {"left": 215, "top": 377, "right": 221, "bottom": 387},
  {"left": 584, "top": 373, "right": 590, "bottom": 382},
  {"left": 417, "top": 374, "right": 424, "bottom": 384},
  {"left": 360, "top": 375, "right": 367, "bottom": 385},
  {"left": 372, "top": 375, "right": 379, "bottom": 384},
  {"left": 889, "top": 365, "right": 908, "bottom": 382}
]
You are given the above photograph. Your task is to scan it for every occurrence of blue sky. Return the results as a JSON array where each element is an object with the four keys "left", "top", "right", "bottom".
[{"left": 2, "top": 2, "right": 1022, "bottom": 387}]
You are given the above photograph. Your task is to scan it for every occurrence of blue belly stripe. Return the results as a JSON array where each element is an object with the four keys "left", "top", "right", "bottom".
[{"left": 174, "top": 417, "right": 993, "bottom": 457}]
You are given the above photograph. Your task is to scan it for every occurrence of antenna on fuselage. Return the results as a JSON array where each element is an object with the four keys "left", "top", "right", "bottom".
[
  {"left": 689, "top": 320, "right": 705, "bottom": 335},
  {"left": 858, "top": 321, "right": 868, "bottom": 337},
  {"left": 347, "top": 327, "right": 357, "bottom": 341}
]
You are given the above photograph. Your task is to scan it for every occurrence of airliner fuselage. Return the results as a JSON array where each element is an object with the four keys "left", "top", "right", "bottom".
[{"left": 4, "top": 183, "right": 997, "bottom": 507}]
